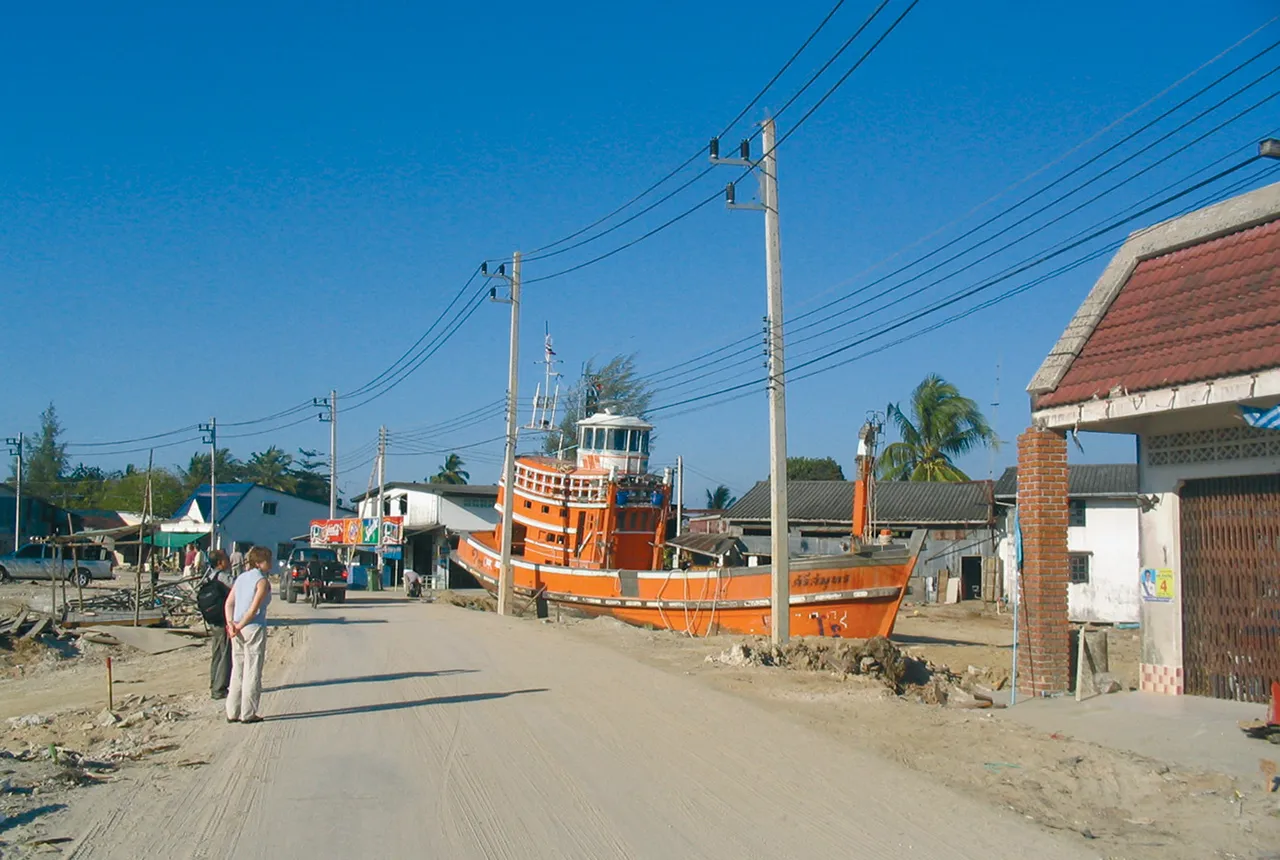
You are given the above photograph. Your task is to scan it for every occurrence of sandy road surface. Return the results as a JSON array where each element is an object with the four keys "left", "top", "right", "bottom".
[{"left": 61, "top": 593, "right": 1097, "bottom": 860}]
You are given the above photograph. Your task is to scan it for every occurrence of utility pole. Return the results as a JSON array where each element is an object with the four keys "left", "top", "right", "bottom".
[
  {"left": 483, "top": 253, "right": 521, "bottom": 617},
  {"left": 5, "top": 434, "right": 22, "bottom": 552},
  {"left": 198, "top": 419, "right": 218, "bottom": 550},
  {"left": 675, "top": 455, "right": 684, "bottom": 537},
  {"left": 711, "top": 118, "right": 791, "bottom": 644},
  {"left": 375, "top": 425, "right": 386, "bottom": 592},
  {"left": 316, "top": 391, "right": 338, "bottom": 519}
]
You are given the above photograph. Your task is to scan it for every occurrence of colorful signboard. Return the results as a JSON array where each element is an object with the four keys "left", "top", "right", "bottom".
[
  {"left": 1140, "top": 567, "right": 1175, "bottom": 602},
  {"left": 310, "top": 517, "right": 404, "bottom": 547}
]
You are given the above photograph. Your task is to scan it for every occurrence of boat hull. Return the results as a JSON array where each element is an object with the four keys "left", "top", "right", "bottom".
[{"left": 456, "top": 531, "right": 922, "bottom": 639}]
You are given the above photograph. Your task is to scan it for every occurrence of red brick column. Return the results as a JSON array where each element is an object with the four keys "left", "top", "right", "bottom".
[{"left": 1016, "top": 426, "right": 1070, "bottom": 696}]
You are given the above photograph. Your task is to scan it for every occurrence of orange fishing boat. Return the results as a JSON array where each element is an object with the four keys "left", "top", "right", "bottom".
[{"left": 456, "top": 410, "right": 923, "bottom": 638}]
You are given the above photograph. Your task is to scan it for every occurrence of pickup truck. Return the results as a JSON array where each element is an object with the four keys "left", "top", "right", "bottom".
[
  {"left": 279, "top": 547, "right": 348, "bottom": 604},
  {"left": 0, "top": 543, "right": 115, "bottom": 586}
]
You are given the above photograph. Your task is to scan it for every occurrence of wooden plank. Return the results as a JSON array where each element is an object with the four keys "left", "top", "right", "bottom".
[{"left": 22, "top": 614, "right": 51, "bottom": 639}]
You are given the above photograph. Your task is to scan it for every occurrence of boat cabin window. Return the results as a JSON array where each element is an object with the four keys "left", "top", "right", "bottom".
[{"left": 608, "top": 429, "right": 627, "bottom": 450}]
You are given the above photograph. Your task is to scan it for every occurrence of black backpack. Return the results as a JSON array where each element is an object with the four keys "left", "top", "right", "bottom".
[{"left": 197, "top": 574, "right": 230, "bottom": 626}]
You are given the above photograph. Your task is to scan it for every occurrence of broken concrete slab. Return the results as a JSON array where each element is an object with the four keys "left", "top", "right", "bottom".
[{"left": 82, "top": 626, "right": 201, "bottom": 655}]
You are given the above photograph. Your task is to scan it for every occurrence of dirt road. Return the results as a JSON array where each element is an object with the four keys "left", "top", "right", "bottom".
[{"left": 55, "top": 593, "right": 1098, "bottom": 860}]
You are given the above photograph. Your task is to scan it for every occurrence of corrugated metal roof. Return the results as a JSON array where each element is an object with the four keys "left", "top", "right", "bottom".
[
  {"left": 1038, "top": 217, "right": 1280, "bottom": 407},
  {"left": 725, "top": 480, "right": 992, "bottom": 526},
  {"left": 994, "top": 464, "right": 1138, "bottom": 499}
]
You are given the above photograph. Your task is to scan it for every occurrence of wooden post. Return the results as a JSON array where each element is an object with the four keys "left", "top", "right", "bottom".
[
  {"left": 136, "top": 451, "right": 153, "bottom": 627},
  {"left": 69, "top": 514, "right": 82, "bottom": 610},
  {"left": 106, "top": 657, "right": 114, "bottom": 711}
]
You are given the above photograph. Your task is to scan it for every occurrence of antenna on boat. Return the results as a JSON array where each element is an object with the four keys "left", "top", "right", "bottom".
[{"left": 526, "top": 324, "right": 563, "bottom": 435}]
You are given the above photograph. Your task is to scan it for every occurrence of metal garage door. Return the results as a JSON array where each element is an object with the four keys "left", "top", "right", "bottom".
[{"left": 1181, "top": 475, "right": 1280, "bottom": 702}]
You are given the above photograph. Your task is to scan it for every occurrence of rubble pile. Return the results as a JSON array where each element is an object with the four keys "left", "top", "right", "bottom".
[
  {"left": 708, "top": 636, "right": 1011, "bottom": 707},
  {"left": 708, "top": 636, "right": 916, "bottom": 692}
]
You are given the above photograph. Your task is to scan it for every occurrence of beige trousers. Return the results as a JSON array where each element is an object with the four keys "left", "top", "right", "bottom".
[{"left": 226, "top": 623, "right": 267, "bottom": 720}]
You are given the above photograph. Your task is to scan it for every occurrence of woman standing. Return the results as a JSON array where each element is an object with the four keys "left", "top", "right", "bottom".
[{"left": 223, "top": 545, "right": 272, "bottom": 723}]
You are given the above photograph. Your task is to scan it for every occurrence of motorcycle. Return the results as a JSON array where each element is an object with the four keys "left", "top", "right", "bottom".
[{"left": 304, "top": 564, "right": 325, "bottom": 609}]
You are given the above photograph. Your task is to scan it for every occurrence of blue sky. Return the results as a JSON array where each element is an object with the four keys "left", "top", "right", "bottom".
[{"left": 2, "top": 0, "right": 1277, "bottom": 505}]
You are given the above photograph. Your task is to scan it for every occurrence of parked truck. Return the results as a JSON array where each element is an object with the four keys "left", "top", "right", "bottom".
[{"left": 0, "top": 543, "right": 115, "bottom": 586}]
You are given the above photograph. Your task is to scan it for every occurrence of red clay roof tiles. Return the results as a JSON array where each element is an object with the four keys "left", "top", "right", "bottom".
[{"left": 1037, "top": 217, "right": 1280, "bottom": 407}]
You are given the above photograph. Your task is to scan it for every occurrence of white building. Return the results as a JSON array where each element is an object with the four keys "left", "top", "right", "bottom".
[
  {"left": 165, "top": 483, "right": 343, "bottom": 561},
  {"left": 996, "top": 465, "right": 1140, "bottom": 624},
  {"left": 1024, "top": 177, "right": 1280, "bottom": 700},
  {"left": 351, "top": 482, "right": 499, "bottom": 585}
]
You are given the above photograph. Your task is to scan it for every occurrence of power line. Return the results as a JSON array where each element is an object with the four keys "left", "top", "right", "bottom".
[
  {"left": 521, "top": 0, "right": 857, "bottom": 259},
  {"left": 632, "top": 26, "right": 1279, "bottom": 390},
  {"left": 523, "top": 0, "right": 921, "bottom": 286}
]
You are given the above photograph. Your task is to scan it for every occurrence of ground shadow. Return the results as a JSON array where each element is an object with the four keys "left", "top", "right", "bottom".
[
  {"left": 267, "top": 688, "right": 549, "bottom": 722},
  {"left": 0, "top": 804, "right": 68, "bottom": 834},
  {"left": 270, "top": 617, "right": 389, "bottom": 627},
  {"left": 338, "top": 596, "right": 420, "bottom": 606},
  {"left": 892, "top": 633, "right": 1008, "bottom": 648},
  {"left": 264, "top": 669, "right": 479, "bottom": 693}
]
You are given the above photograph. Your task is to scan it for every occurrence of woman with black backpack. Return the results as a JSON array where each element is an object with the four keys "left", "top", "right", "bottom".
[{"left": 199, "top": 550, "right": 235, "bottom": 700}]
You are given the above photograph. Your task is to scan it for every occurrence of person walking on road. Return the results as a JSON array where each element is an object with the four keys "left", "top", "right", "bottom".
[
  {"left": 202, "top": 550, "right": 235, "bottom": 700},
  {"left": 229, "top": 544, "right": 245, "bottom": 576},
  {"left": 223, "top": 546, "right": 272, "bottom": 724},
  {"left": 183, "top": 545, "right": 198, "bottom": 577}
]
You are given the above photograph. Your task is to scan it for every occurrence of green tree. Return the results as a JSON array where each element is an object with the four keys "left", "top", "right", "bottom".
[
  {"left": 877, "top": 374, "right": 995, "bottom": 482},
  {"left": 546, "top": 354, "right": 655, "bottom": 455},
  {"left": 243, "top": 446, "right": 297, "bottom": 493},
  {"left": 786, "top": 456, "right": 845, "bottom": 480},
  {"left": 22, "top": 403, "right": 69, "bottom": 502},
  {"left": 179, "top": 448, "right": 243, "bottom": 493},
  {"left": 704, "top": 485, "right": 737, "bottom": 510},
  {"left": 291, "top": 448, "right": 332, "bottom": 505},
  {"left": 95, "top": 467, "right": 186, "bottom": 518},
  {"left": 430, "top": 453, "right": 469, "bottom": 485}
]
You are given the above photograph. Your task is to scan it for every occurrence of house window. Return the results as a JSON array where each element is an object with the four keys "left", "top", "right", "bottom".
[
  {"left": 1069, "top": 553, "right": 1090, "bottom": 584},
  {"left": 262, "top": 502, "right": 278, "bottom": 516},
  {"left": 1068, "top": 500, "right": 1086, "bottom": 527}
]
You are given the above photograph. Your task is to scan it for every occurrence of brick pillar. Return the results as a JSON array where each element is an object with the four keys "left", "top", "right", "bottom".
[{"left": 1015, "top": 426, "right": 1070, "bottom": 696}]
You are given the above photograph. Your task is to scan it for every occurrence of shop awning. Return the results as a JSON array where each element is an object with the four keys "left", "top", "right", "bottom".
[{"left": 144, "top": 532, "right": 206, "bottom": 549}]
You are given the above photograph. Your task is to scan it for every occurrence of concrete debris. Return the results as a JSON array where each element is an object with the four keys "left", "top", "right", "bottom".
[
  {"left": 707, "top": 636, "right": 914, "bottom": 692},
  {"left": 6, "top": 713, "right": 52, "bottom": 729},
  {"left": 96, "top": 709, "right": 122, "bottom": 727},
  {"left": 1093, "top": 672, "right": 1123, "bottom": 694}
]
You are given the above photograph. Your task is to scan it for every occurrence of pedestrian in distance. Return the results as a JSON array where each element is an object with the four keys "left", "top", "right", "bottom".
[
  {"left": 229, "top": 543, "right": 245, "bottom": 577},
  {"left": 183, "top": 545, "right": 198, "bottom": 577},
  {"left": 200, "top": 549, "right": 235, "bottom": 700},
  {"left": 223, "top": 546, "right": 273, "bottom": 724}
]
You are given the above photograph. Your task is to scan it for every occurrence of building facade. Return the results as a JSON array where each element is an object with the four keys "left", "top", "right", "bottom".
[
  {"left": 996, "top": 465, "right": 1140, "bottom": 624},
  {"left": 351, "top": 482, "right": 499, "bottom": 587},
  {"left": 166, "top": 483, "right": 342, "bottom": 562},
  {"left": 1019, "top": 178, "right": 1280, "bottom": 701},
  {"left": 0, "top": 484, "right": 83, "bottom": 554}
]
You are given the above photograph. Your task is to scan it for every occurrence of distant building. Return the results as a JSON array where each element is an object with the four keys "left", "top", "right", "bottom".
[
  {"left": 350, "top": 482, "right": 500, "bottom": 587},
  {"left": 994, "top": 465, "right": 1140, "bottom": 624},
  {"left": 717, "top": 479, "right": 998, "bottom": 603},
  {"left": 165, "top": 483, "right": 344, "bottom": 562},
  {"left": 0, "top": 484, "right": 83, "bottom": 553}
]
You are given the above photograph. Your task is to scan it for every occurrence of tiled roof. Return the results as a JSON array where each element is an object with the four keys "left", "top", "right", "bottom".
[
  {"left": 1038, "top": 217, "right": 1280, "bottom": 407},
  {"left": 725, "top": 480, "right": 992, "bottom": 526},
  {"left": 994, "top": 464, "right": 1138, "bottom": 499}
]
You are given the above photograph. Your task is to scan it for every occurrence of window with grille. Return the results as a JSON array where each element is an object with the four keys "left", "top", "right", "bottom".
[
  {"left": 1069, "top": 553, "right": 1090, "bottom": 584},
  {"left": 262, "top": 502, "right": 278, "bottom": 516},
  {"left": 1068, "top": 500, "right": 1086, "bottom": 527}
]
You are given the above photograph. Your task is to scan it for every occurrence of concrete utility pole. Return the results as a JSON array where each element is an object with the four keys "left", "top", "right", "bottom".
[
  {"left": 675, "top": 455, "right": 684, "bottom": 537},
  {"left": 375, "top": 425, "right": 386, "bottom": 592},
  {"left": 5, "top": 434, "right": 23, "bottom": 552},
  {"left": 199, "top": 419, "right": 218, "bottom": 551},
  {"left": 711, "top": 118, "right": 791, "bottom": 644},
  {"left": 316, "top": 391, "right": 338, "bottom": 519},
  {"left": 483, "top": 253, "right": 521, "bottom": 617}
]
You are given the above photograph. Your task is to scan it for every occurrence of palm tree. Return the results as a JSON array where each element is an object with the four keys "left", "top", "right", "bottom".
[
  {"left": 430, "top": 453, "right": 469, "bottom": 485},
  {"left": 243, "top": 447, "right": 297, "bottom": 493},
  {"left": 878, "top": 374, "right": 995, "bottom": 482},
  {"left": 179, "top": 448, "right": 243, "bottom": 493},
  {"left": 705, "top": 485, "right": 737, "bottom": 510}
]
